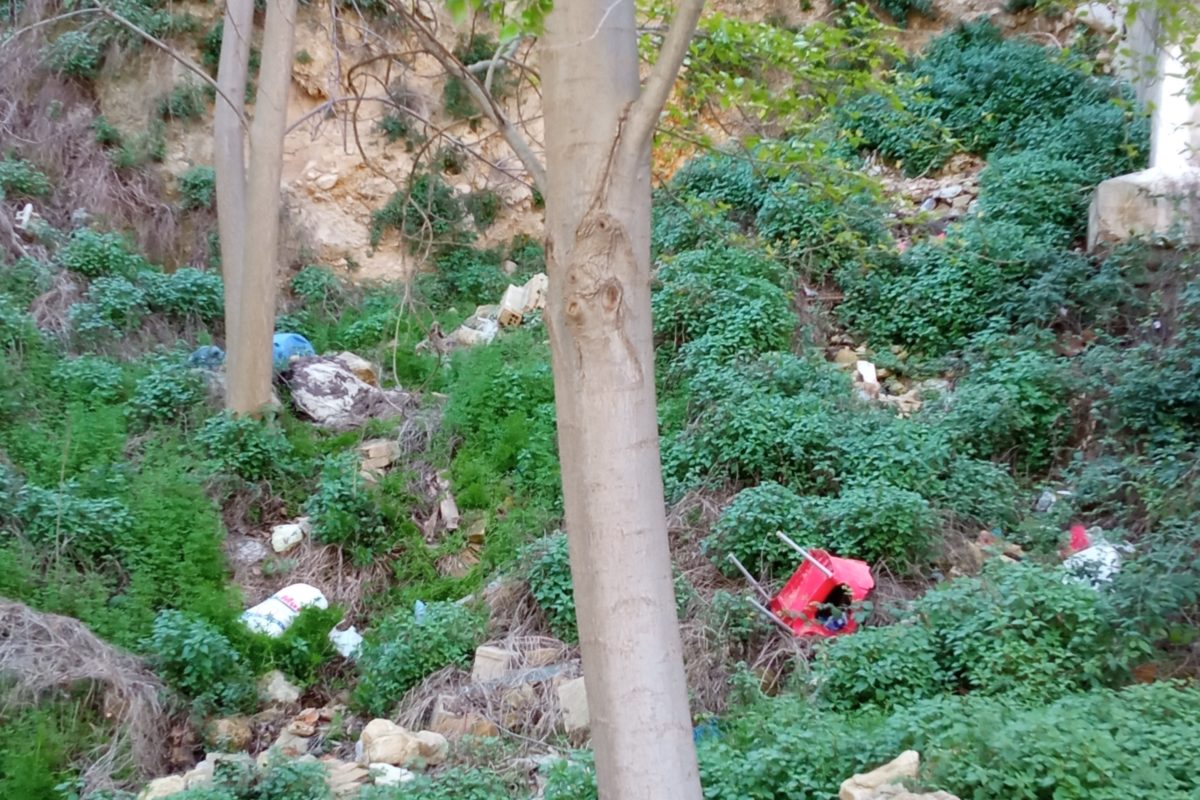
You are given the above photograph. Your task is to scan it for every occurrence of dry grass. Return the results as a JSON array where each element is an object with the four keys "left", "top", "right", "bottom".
[{"left": 0, "top": 600, "right": 171, "bottom": 793}]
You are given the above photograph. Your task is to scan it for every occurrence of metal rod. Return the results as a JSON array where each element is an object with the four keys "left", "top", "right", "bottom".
[
  {"left": 775, "top": 531, "right": 834, "bottom": 578},
  {"left": 726, "top": 554, "right": 773, "bottom": 602},
  {"left": 748, "top": 597, "right": 797, "bottom": 637}
]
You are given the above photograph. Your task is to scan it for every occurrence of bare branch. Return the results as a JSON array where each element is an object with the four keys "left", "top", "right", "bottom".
[
  {"left": 623, "top": 0, "right": 706, "bottom": 158},
  {"left": 386, "top": 0, "right": 547, "bottom": 191},
  {"left": 0, "top": 7, "right": 102, "bottom": 43},
  {"left": 95, "top": 4, "right": 248, "bottom": 129}
]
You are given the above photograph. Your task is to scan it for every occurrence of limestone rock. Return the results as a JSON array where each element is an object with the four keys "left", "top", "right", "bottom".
[
  {"left": 287, "top": 356, "right": 415, "bottom": 430},
  {"left": 314, "top": 173, "right": 339, "bottom": 191},
  {"left": 207, "top": 716, "right": 253, "bottom": 751},
  {"left": 359, "top": 719, "right": 421, "bottom": 766},
  {"left": 140, "top": 775, "right": 186, "bottom": 799},
  {"left": 327, "top": 759, "right": 370, "bottom": 797},
  {"left": 429, "top": 704, "right": 500, "bottom": 739},
  {"left": 271, "top": 523, "right": 305, "bottom": 553},
  {"left": 1088, "top": 167, "right": 1200, "bottom": 250},
  {"left": 333, "top": 351, "right": 379, "bottom": 386},
  {"left": 271, "top": 728, "right": 311, "bottom": 757},
  {"left": 414, "top": 730, "right": 449, "bottom": 765},
  {"left": 840, "top": 751, "right": 920, "bottom": 800},
  {"left": 833, "top": 347, "right": 858, "bottom": 366},
  {"left": 370, "top": 763, "right": 417, "bottom": 786},
  {"left": 556, "top": 676, "right": 590, "bottom": 733},
  {"left": 471, "top": 645, "right": 517, "bottom": 683},
  {"left": 258, "top": 670, "right": 302, "bottom": 705}
]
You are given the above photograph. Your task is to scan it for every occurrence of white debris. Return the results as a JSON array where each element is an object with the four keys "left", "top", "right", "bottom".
[{"left": 329, "top": 625, "right": 364, "bottom": 659}]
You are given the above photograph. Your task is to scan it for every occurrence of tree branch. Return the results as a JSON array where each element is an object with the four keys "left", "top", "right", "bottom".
[
  {"left": 387, "top": 0, "right": 547, "bottom": 191},
  {"left": 623, "top": 0, "right": 705, "bottom": 157}
]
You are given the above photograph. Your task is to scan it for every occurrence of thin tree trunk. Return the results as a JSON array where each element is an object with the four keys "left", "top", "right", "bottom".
[
  {"left": 227, "top": 0, "right": 297, "bottom": 414},
  {"left": 541, "top": 1, "right": 702, "bottom": 797},
  {"left": 214, "top": 0, "right": 253, "bottom": 397}
]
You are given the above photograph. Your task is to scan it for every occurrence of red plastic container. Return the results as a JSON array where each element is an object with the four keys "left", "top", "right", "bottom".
[{"left": 767, "top": 548, "right": 875, "bottom": 638}]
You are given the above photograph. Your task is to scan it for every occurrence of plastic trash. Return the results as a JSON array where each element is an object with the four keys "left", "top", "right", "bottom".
[
  {"left": 241, "top": 583, "right": 328, "bottom": 637},
  {"left": 188, "top": 345, "right": 226, "bottom": 369},
  {"left": 1063, "top": 524, "right": 1123, "bottom": 589},
  {"left": 413, "top": 600, "right": 427, "bottom": 623},
  {"left": 767, "top": 539, "right": 874, "bottom": 638},
  {"left": 328, "top": 625, "right": 364, "bottom": 659},
  {"left": 273, "top": 332, "right": 315, "bottom": 370}
]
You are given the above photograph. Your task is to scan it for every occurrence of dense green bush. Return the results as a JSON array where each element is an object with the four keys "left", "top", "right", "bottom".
[
  {"left": 845, "top": 20, "right": 1129, "bottom": 174},
  {"left": 0, "top": 157, "right": 51, "bottom": 198},
  {"left": 354, "top": 601, "right": 484, "bottom": 715},
  {"left": 145, "top": 610, "right": 257, "bottom": 714},
  {"left": 290, "top": 266, "right": 344, "bottom": 310},
  {"left": 811, "top": 623, "right": 946, "bottom": 710},
  {"left": 126, "top": 355, "right": 206, "bottom": 425},
  {"left": 141, "top": 267, "right": 224, "bottom": 320},
  {"left": 61, "top": 229, "right": 147, "bottom": 278},
  {"left": 303, "top": 453, "right": 389, "bottom": 560},
  {"left": 157, "top": 82, "right": 208, "bottom": 121},
  {"left": 668, "top": 152, "right": 766, "bottom": 227},
  {"left": 179, "top": 165, "right": 216, "bottom": 210},
  {"left": 50, "top": 356, "right": 127, "bottom": 406},
  {"left": 425, "top": 246, "right": 508, "bottom": 305},
  {"left": 838, "top": 220, "right": 1047, "bottom": 356},
  {"left": 43, "top": 30, "right": 103, "bottom": 78},
  {"left": 370, "top": 172, "right": 467, "bottom": 252},
  {"left": 196, "top": 413, "right": 294, "bottom": 482},
  {"left": 1005, "top": 98, "right": 1149, "bottom": 182},
  {"left": 7, "top": 482, "right": 133, "bottom": 558},
  {"left": 358, "top": 767, "right": 508, "bottom": 800},
  {"left": 706, "top": 481, "right": 810, "bottom": 578},
  {"left": 976, "top": 151, "right": 1092, "bottom": 245},
  {"left": 70, "top": 276, "right": 147, "bottom": 335},
  {"left": 754, "top": 179, "right": 887, "bottom": 278},
  {"left": 524, "top": 531, "right": 577, "bottom": 642}
]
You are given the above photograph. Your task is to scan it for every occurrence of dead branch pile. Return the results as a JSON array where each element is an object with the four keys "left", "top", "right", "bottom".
[{"left": 0, "top": 600, "right": 171, "bottom": 793}]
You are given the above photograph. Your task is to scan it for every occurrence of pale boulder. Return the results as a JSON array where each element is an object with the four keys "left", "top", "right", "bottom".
[{"left": 359, "top": 719, "right": 421, "bottom": 766}]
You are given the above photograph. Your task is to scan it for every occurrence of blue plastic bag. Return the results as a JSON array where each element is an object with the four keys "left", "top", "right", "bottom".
[{"left": 272, "top": 332, "right": 315, "bottom": 369}]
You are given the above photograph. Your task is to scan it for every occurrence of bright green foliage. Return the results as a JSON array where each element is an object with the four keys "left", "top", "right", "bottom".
[
  {"left": 354, "top": 601, "right": 484, "bottom": 715},
  {"left": 145, "top": 610, "right": 257, "bottom": 714},
  {"left": 179, "top": 165, "right": 216, "bottom": 210},
  {"left": 157, "top": 82, "right": 208, "bottom": 121},
  {"left": 43, "top": 30, "right": 104, "bottom": 78},
  {"left": 358, "top": 767, "right": 509, "bottom": 800},
  {"left": 541, "top": 757, "right": 598, "bottom": 800},
  {"left": 705, "top": 481, "right": 809, "bottom": 578},
  {"left": 810, "top": 624, "right": 946, "bottom": 710},
  {"left": 668, "top": 152, "right": 766, "bottom": 228},
  {"left": 464, "top": 190, "right": 501, "bottom": 230},
  {"left": 370, "top": 172, "right": 467, "bottom": 252},
  {"left": 426, "top": 246, "right": 509, "bottom": 305},
  {"left": 70, "top": 276, "right": 147, "bottom": 336},
  {"left": 196, "top": 413, "right": 295, "bottom": 482},
  {"left": 290, "top": 266, "right": 343, "bottom": 310},
  {"left": 0, "top": 257, "right": 52, "bottom": 307},
  {"left": 936, "top": 347, "right": 1074, "bottom": 474},
  {"left": 1004, "top": 98, "right": 1149, "bottom": 183},
  {"left": 524, "top": 531, "right": 576, "bottom": 642},
  {"left": 6, "top": 481, "right": 133, "bottom": 558},
  {"left": 838, "top": 220, "right": 1046, "bottom": 356},
  {"left": 441, "top": 34, "right": 507, "bottom": 121},
  {"left": 61, "top": 229, "right": 148, "bottom": 278},
  {"left": 845, "top": 20, "right": 1138, "bottom": 174},
  {"left": 140, "top": 267, "right": 225, "bottom": 320},
  {"left": 126, "top": 355, "right": 206, "bottom": 426},
  {"left": 50, "top": 356, "right": 127, "bottom": 407},
  {"left": 303, "top": 453, "right": 389, "bottom": 560},
  {"left": 838, "top": 0, "right": 934, "bottom": 27},
  {"left": 977, "top": 152, "right": 1092, "bottom": 246},
  {"left": 0, "top": 701, "right": 112, "bottom": 800},
  {"left": 376, "top": 113, "right": 426, "bottom": 150},
  {"left": 249, "top": 757, "right": 331, "bottom": 800},
  {"left": 0, "top": 296, "right": 39, "bottom": 351},
  {"left": 0, "top": 157, "right": 51, "bottom": 199}
]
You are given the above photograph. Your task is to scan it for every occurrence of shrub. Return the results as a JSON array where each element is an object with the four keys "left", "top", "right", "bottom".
[
  {"left": 179, "top": 165, "right": 216, "bottom": 210},
  {"left": 913, "top": 561, "right": 1139, "bottom": 699},
  {"left": 303, "top": 453, "right": 389, "bottom": 560},
  {"left": 252, "top": 757, "right": 330, "bottom": 800},
  {"left": 846, "top": 0, "right": 934, "bottom": 26},
  {"left": 61, "top": 229, "right": 147, "bottom": 278},
  {"left": 144, "top": 610, "right": 257, "bottom": 714},
  {"left": 754, "top": 179, "right": 887, "bottom": 278},
  {"left": 706, "top": 481, "right": 811, "bottom": 579},
  {"left": 127, "top": 356, "right": 206, "bottom": 425},
  {"left": 524, "top": 531, "right": 576, "bottom": 641},
  {"left": 157, "top": 82, "right": 208, "bottom": 121},
  {"left": 50, "top": 356, "right": 126, "bottom": 406},
  {"left": 650, "top": 196, "right": 739, "bottom": 258},
  {"left": 8, "top": 482, "right": 133, "bottom": 558},
  {"left": 464, "top": 190, "right": 501, "bottom": 229},
  {"left": 196, "top": 413, "right": 294, "bottom": 482},
  {"left": 0, "top": 157, "right": 51, "bottom": 198},
  {"left": 811, "top": 623, "right": 947, "bottom": 710},
  {"left": 1006, "top": 98, "right": 1150, "bottom": 182},
  {"left": 70, "top": 276, "right": 147, "bottom": 335},
  {"left": 0, "top": 297, "right": 38, "bottom": 351},
  {"left": 44, "top": 30, "right": 103, "bottom": 78},
  {"left": 376, "top": 113, "right": 425, "bottom": 149},
  {"left": 669, "top": 152, "right": 767, "bottom": 227},
  {"left": 976, "top": 151, "right": 1092, "bottom": 246},
  {"left": 290, "top": 266, "right": 343, "bottom": 309},
  {"left": 814, "top": 480, "right": 936, "bottom": 564},
  {"left": 370, "top": 172, "right": 467, "bottom": 252},
  {"left": 141, "top": 267, "right": 224, "bottom": 320},
  {"left": 354, "top": 601, "right": 484, "bottom": 715},
  {"left": 427, "top": 247, "right": 507, "bottom": 305},
  {"left": 358, "top": 767, "right": 508, "bottom": 800}
]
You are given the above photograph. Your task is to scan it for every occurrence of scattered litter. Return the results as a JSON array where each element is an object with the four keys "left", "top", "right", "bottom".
[
  {"left": 453, "top": 307, "right": 500, "bottom": 347},
  {"left": 287, "top": 356, "right": 415, "bottom": 430},
  {"left": 1062, "top": 524, "right": 1124, "bottom": 589},
  {"left": 188, "top": 345, "right": 225, "bottom": 369},
  {"left": 1036, "top": 488, "right": 1073, "bottom": 513},
  {"left": 730, "top": 533, "right": 874, "bottom": 638},
  {"left": 329, "top": 625, "right": 364, "bottom": 659},
  {"left": 413, "top": 600, "right": 427, "bottom": 623},
  {"left": 920, "top": 196, "right": 937, "bottom": 212},
  {"left": 16, "top": 202, "right": 34, "bottom": 229},
  {"left": 273, "top": 332, "right": 316, "bottom": 369},
  {"left": 370, "top": 764, "right": 416, "bottom": 787},
  {"left": 270, "top": 519, "right": 309, "bottom": 553},
  {"left": 497, "top": 273, "right": 548, "bottom": 327},
  {"left": 241, "top": 583, "right": 329, "bottom": 637}
]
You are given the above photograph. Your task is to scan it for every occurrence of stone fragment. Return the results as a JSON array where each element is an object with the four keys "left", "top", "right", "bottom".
[
  {"left": 471, "top": 645, "right": 516, "bottom": 683},
  {"left": 208, "top": 716, "right": 253, "bottom": 751},
  {"left": 840, "top": 751, "right": 920, "bottom": 800},
  {"left": 271, "top": 523, "right": 305, "bottom": 553},
  {"left": 414, "top": 730, "right": 449, "bottom": 765},
  {"left": 314, "top": 173, "right": 339, "bottom": 191},
  {"left": 359, "top": 719, "right": 421, "bottom": 766},
  {"left": 326, "top": 759, "right": 370, "bottom": 796},
  {"left": 140, "top": 775, "right": 186, "bottom": 800},
  {"left": 429, "top": 702, "right": 500, "bottom": 739},
  {"left": 370, "top": 763, "right": 417, "bottom": 786},
  {"left": 1088, "top": 168, "right": 1200, "bottom": 249},
  {"left": 258, "top": 670, "right": 301, "bottom": 705},
  {"left": 556, "top": 676, "right": 590, "bottom": 733}
]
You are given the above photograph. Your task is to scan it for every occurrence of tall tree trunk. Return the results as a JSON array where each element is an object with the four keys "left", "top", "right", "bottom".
[
  {"left": 541, "top": 2, "right": 702, "bottom": 798},
  {"left": 213, "top": 0, "right": 253, "bottom": 393},
  {"left": 226, "top": 0, "right": 297, "bottom": 414}
]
